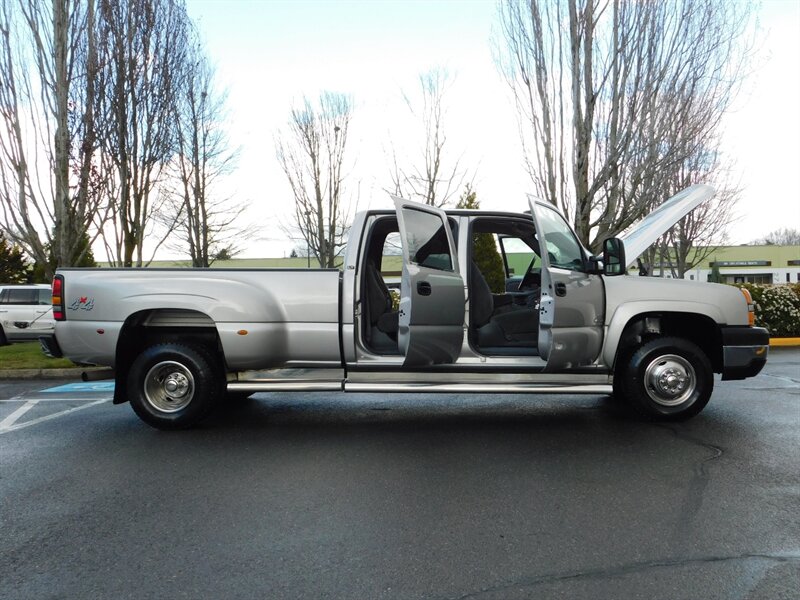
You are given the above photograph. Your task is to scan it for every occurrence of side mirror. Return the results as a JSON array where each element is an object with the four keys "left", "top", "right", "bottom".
[
  {"left": 587, "top": 254, "right": 604, "bottom": 275},
  {"left": 603, "top": 237, "right": 626, "bottom": 276}
]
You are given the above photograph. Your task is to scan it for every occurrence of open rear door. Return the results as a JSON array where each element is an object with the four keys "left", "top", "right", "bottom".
[
  {"left": 528, "top": 198, "right": 604, "bottom": 371},
  {"left": 393, "top": 197, "right": 465, "bottom": 367}
]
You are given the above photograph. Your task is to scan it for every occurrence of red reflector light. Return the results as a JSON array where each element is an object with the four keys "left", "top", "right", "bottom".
[{"left": 52, "top": 275, "right": 65, "bottom": 321}]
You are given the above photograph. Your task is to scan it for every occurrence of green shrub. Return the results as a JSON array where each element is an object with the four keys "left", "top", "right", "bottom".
[{"left": 731, "top": 283, "right": 800, "bottom": 337}]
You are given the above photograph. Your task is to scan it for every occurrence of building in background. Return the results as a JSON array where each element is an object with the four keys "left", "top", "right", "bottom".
[{"left": 645, "top": 245, "right": 800, "bottom": 284}]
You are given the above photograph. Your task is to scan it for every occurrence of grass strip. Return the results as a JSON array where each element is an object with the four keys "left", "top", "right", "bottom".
[{"left": 0, "top": 342, "right": 75, "bottom": 369}]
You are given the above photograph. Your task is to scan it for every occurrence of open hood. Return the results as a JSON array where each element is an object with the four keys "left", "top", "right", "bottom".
[{"left": 619, "top": 184, "right": 715, "bottom": 267}]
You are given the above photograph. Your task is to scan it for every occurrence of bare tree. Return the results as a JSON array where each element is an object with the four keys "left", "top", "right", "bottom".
[
  {"left": 389, "top": 69, "right": 468, "bottom": 207},
  {"left": 752, "top": 228, "right": 800, "bottom": 246},
  {"left": 162, "top": 38, "right": 244, "bottom": 267},
  {"left": 0, "top": 0, "right": 109, "bottom": 279},
  {"left": 640, "top": 141, "right": 739, "bottom": 278},
  {"left": 497, "top": 0, "right": 753, "bottom": 252},
  {"left": 276, "top": 92, "right": 353, "bottom": 268},
  {"left": 96, "top": 0, "right": 190, "bottom": 267}
]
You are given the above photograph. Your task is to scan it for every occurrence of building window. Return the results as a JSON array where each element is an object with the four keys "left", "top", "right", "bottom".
[
  {"left": 788, "top": 273, "right": 792, "bottom": 283},
  {"left": 690, "top": 275, "right": 694, "bottom": 280},
  {"left": 729, "top": 274, "right": 773, "bottom": 284}
]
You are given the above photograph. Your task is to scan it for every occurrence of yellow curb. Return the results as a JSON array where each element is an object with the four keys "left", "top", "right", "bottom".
[{"left": 770, "top": 338, "right": 800, "bottom": 347}]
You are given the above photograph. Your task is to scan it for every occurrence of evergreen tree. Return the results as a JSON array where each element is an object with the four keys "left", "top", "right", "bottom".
[
  {"left": 708, "top": 260, "right": 723, "bottom": 283},
  {"left": 457, "top": 186, "right": 505, "bottom": 293},
  {"left": 31, "top": 231, "right": 97, "bottom": 283},
  {"left": 0, "top": 233, "right": 29, "bottom": 283}
]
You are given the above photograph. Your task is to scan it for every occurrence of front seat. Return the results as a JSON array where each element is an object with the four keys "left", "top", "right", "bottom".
[
  {"left": 365, "top": 262, "right": 399, "bottom": 337},
  {"left": 470, "top": 261, "right": 537, "bottom": 350}
]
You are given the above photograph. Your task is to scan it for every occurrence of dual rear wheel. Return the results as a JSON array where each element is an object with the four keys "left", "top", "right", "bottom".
[{"left": 128, "top": 343, "right": 226, "bottom": 430}]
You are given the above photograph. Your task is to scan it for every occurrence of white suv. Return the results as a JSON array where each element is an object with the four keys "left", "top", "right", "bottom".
[{"left": 0, "top": 284, "right": 54, "bottom": 345}]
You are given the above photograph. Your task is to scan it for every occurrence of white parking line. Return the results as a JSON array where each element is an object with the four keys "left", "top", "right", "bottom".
[
  {"left": 0, "top": 399, "right": 108, "bottom": 435},
  {"left": 0, "top": 397, "right": 113, "bottom": 403},
  {"left": 0, "top": 399, "right": 39, "bottom": 430}
]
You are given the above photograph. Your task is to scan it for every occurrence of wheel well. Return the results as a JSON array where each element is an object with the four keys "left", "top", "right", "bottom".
[
  {"left": 615, "top": 312, "right": 722, "bottom": 374},
  {"left": 113, "top": 309, "right": 223, "bottom": 404}
]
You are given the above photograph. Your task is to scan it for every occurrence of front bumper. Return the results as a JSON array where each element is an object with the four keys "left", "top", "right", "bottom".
[{"left": 720, "top": 326, "right": 769, "bottom": 381}]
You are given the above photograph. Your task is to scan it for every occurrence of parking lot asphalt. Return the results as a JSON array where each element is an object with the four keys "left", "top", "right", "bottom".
[{"left": 0, "top": 349, "right": 798, "bottom": 599}]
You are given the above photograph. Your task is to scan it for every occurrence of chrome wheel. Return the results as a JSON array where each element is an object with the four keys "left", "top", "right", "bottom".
[
  {"left": 644, "top": 354, "right": 696, "bottom": 407},
  {"left": 143, "top": 360, "right": 195, "bottom": 413}
]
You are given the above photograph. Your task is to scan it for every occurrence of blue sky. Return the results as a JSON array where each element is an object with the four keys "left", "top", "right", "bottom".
[{"left": 183, "top": 0, "right": 800, "bottom": 257}]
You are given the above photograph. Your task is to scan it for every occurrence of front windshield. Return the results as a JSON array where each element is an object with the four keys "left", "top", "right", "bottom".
[{"left": 500, "top": 236, "right": 537, "bottom": 275}]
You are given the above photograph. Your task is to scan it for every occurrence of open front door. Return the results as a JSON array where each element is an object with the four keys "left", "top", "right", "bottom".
[
  {"left": 393, "top": 197, "right": 465, "bottom": 367},
  {"left": 528, "top": 198, "right": 604, "bottom": 371}
]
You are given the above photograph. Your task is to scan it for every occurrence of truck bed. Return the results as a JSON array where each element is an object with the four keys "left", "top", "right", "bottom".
[{"left": 54, "top": 268, "right": 343, "bottom": 370}]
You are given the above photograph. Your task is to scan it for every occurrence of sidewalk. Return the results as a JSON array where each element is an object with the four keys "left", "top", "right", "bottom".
[
  {"left": 0, "top": 367, "right": 105, "bottom": 380},
  {"left": 769, "top": 337, "right": 800, "bottom": 347}
]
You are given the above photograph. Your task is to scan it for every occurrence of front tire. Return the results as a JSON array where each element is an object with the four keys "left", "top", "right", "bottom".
[
  {"left": 0, "top": 327, "right": 8, "bottom": 346},
  {"left": 128, "top": 343, "right": 222, "bottom": 430},
  {"left": 617, "top": 336, "right": 713, "bottom": 421}
]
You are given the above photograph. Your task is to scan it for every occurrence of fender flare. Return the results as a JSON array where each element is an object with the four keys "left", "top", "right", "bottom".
[{"left": 603, "top": 301, "right": 724, "bottom": 368}]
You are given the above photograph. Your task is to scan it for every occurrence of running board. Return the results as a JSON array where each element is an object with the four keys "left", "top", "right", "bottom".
[
  {"left": 229, "top": 379, "right": 612, "bottom": 395},
  {"left": 344, "top": 382, "right": 613, "bottom": 395},
  {"left": 227, "top": 380, "right": 343, "bottom": 393}
]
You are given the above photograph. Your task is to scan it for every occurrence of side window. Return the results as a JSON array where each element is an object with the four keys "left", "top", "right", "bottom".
[
  {"left": 38, "top": 289, "right": 51, "bottom": 305},
  {"left": 381, "top": 231, "right": 403, "bottom": 271},
  {"left": 536, "top": 207, "right": 586, "bottom": 272},
  {"left": 400, "top": 207, "right": 453, "bottom": 272},
  {"left": 6, "top": 289, "right": 37, "bottom": 305},
  {"left": 0, "top": 289, "right": 7, "bottom": 304},
  {"left": 471, "top": 231, "right": 505, "bottom": 294}
]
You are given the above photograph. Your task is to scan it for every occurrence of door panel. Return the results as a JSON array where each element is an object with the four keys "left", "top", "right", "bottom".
[
  {"left": 528, "top": 198, "right": 604, "bottom": 371},
  {"left": 394, "top": 197, "right": 465, "bottom": 367}
]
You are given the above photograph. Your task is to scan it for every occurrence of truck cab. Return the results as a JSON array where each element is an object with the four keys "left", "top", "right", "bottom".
[{"left": 347, "top": 200, "right": 604, "bottom": 371}]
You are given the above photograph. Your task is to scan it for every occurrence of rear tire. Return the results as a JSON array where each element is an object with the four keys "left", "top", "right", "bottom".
[
  {"left": 617, "top": 336, "right": 713, "bottom": 421},
  {"left": 127, "top": 343, "right": 222, "bottom": 430}
]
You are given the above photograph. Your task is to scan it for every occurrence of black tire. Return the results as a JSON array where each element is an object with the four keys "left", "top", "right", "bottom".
[
  {"left": 127, "top": 343, "right": 223, "bottom": 430},
  {"left": 0, "top": 326, "right": 8, "bottom": 346},
  {"left": 616, "top": 336, "right": 713, "bottom": 421}
]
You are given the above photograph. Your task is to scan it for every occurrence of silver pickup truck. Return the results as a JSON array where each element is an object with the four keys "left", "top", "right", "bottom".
[{"left": 41, "top": 185, "right": 768, "bottom": 429}]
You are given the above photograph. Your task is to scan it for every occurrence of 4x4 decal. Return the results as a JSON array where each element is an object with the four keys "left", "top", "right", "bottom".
[{"left": 69, "top": 296, "right": 95, "bottom": 311}]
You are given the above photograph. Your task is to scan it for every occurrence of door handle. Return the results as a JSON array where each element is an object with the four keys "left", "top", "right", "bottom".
[
  {"left": 417, "top": 281, "right": 432, "bottom": 296},
  {"left": 554, "top": 282, "right": 567, "bottom": 297}
]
